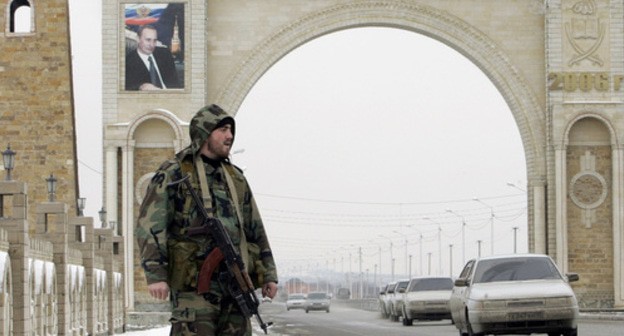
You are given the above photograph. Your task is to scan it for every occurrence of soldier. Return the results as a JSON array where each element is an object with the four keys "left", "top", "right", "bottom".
[{"left": 136, "top": 104, "right": 278, "bottom": 335}]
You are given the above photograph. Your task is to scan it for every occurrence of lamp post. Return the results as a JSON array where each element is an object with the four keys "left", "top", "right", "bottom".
[
  {"left": 506, "top": 182, "right": 526, "bottom": 192},
  {"left": 378, "top": 235, "right": 394, "bottom": 281},
  {"left": 473, "top": 198, "right": 495, "bottom": 255},
  {"left": 449, "top": 244, "right": 454, "bottom": 276},
  {"left": 46, "top": 173, "right": 57, "bottom": 202},
  {"left": 2, "top": 144, "right": 16, "bottom": 181},
  {"left": 0, "top": 144, "right": 16, "bottom": 218},
  {"left": 368, "top": 239, "right": 382, "bottom": 286},
  {"left": 446, "top": 209, "right": 466, "bottom": 264},
  {"left": 392, "top": 230, "right": 408, "bottom": 278},
  {"left": 423, "top": 217, "right": 442, "bottom": 275},
  {"left": 512, "top": 226, "right": 519, "bottom": 253},
  {"left": 406, "top": 225, "right": 423, "bottom": 276},
  {"left": 477, "top": 240, "right": 482, "bottom": 258},
  {"left": 77, "top": 197, "right": 86, "bottom": 216},
  {"left": 98, "top": 207, "right": 107, "bottom": 228}
]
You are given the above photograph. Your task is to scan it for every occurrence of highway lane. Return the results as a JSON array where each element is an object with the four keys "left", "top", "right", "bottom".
[{"left": 253, "top": 300, "right": 624, "bottom": 336}]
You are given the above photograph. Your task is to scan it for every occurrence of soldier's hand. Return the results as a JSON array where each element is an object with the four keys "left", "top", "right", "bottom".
[
  {"left": 262, "top": 281, "right": 277, "bottom": 299},
  {"left": 148, "top": 281, "right": 170, "bottom": 300}
]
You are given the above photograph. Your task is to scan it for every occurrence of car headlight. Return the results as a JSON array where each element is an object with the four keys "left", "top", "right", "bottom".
[
  {"left": 471, "top": 299, "right": 505, "bottom": 310},
  {"left": 547, "top": 296, "right": 575, "bottom": 306}
]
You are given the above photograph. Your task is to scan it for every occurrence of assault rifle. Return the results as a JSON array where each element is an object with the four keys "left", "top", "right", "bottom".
[{"left": 169, "top": 175, "right": 272, "bottom": 334}]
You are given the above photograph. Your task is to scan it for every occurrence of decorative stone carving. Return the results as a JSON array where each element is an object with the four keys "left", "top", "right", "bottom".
[{"left": 569, "top": 151, "right": 608, "bottom": 228}]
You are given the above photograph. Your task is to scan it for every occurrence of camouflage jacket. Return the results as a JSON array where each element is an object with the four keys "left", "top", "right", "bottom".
[{"left": 135, "top": 105, "right": 278, "bottom": 289}]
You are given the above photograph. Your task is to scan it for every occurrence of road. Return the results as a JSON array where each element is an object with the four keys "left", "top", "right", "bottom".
[{"left": 253, "top": 300, "right": 624, "bottom": 336}]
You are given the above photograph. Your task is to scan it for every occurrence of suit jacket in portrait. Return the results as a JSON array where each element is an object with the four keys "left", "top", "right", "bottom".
[{"left": 125, "top": 47, "right": 181, "bottom": 91}]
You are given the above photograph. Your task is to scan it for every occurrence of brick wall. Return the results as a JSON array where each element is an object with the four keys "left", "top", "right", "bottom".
[{"left": 0, "top": 0, "right": 78, "bottom": 222}]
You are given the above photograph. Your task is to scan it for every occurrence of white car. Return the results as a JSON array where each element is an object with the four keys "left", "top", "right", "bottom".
[
  {"left": 401, "top": 276, "right": 454, "bottom": 326},
  {"left": 450, "top": 254, "right": 579, "bottom": 336},
  {"left": 389, "top": 279, "right": 410, "bottom": 322},
  {"left": 285, "top": 293, "right": 306, "bottom": 311},
  {"left": 305, "top": 292, "right": 331, "bottom": 313}
]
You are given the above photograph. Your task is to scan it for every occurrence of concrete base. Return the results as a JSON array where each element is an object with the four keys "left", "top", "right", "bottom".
[{"left": 127, "top": 301, "right": 171, "bottom": 331}]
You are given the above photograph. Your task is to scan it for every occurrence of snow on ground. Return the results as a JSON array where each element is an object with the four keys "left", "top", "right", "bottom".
[{"left": 121, "top": 326, "right": 170, "bottom": 336}]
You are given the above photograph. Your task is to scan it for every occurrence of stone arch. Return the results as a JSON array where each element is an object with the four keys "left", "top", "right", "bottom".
[
  {"left": 126, "top": 109, "right": 185, "bottom": 206},
  {"left": 126, "top": 109, "right": 185, "bottom": 149},
  {"left": 217, "top": 1, "right": 545, "bottom": 181},
  {"left": 563, "top": 113, "right": 617, "bottom": 147}
]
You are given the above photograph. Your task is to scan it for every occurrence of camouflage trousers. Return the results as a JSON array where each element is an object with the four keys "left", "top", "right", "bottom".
[{"left": 169, "top": 290, "right": 251, "bottom": 336}]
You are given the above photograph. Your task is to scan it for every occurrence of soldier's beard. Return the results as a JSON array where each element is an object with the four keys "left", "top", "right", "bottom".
[{"left": 206, "top": 141, "right": 231, "bottom": 159}]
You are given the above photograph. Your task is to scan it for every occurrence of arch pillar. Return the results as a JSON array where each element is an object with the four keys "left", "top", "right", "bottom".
[
  {"left": 531, "top": 180, "right": 547, "bottom": 254},
  {"left": 613, "top": 146, "right": 624, "bottom": 307},
  {"left": 121, "top": 141, "right": 135, "bottom": 310},
  {"left": 105, "top": 145, "right": 118, "bottom": 230},
  {"left": 554, "top": 145, "right": 568, "bottom": 272}
]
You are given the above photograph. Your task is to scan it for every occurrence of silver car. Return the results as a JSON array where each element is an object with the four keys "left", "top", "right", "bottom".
[
  {"left": 389, "top": 279, "right": 410, "bottom": 322},
  {"left": 401, "top": 276, "right": 454, "bottom": 326},
  {"left": 305, "top": 292, "right": 331, "bottom": 313},
  {"left": 450, "top": 254, "right": 579, "bottom": 336},
  {"left": 285, "top": 293, "right": 306, "bottom": 311}
]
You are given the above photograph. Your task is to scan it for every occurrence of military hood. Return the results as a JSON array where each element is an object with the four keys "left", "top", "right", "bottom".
[{"left": 188, "top": 104, "right": 235, "bottom": 155}]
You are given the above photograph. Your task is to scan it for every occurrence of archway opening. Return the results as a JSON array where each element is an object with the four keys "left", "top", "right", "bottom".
[{"left": 235, "top": 27, "right": 527, "bottom": 292}]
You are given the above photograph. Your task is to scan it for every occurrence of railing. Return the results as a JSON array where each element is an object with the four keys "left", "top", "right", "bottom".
[{"left": 0, "top": 179, "right": 126, "bottom": 335}]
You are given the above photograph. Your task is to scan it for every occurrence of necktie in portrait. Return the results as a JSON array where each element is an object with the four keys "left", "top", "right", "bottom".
[{"left": 148, "top": 55, "right": 163, "bottom": 88}]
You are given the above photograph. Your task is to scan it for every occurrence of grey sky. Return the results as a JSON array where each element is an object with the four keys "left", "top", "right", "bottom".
[{"left": 69, "top": 2, "right": 527, "bottom": 280}]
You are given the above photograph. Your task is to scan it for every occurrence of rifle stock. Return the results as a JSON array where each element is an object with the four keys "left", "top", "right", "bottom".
[{"left": 169, "top": 175, "right": 272, "bottom": 334}]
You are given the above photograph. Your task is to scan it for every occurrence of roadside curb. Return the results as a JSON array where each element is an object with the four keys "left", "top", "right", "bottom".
[{"left": 579, "top": 312, "right": 624, "bottom": 321}]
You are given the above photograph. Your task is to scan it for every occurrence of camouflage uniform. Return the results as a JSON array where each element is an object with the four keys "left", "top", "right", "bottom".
[{"left": 136, "top": 104, "right": 278, "bottom": 335}]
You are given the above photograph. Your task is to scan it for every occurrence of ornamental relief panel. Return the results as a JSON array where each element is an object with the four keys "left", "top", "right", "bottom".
[
  {"left": 563, "top": 0, "right": 609, "bottom": 69},
  {"left": 569, "top": 150, "right": 608, "bottom": 228}
]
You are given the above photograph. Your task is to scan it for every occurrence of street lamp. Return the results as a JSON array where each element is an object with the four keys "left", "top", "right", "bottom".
[
  {"left": 45, "top": 173, "right": 57, "bottom": 202},
  {"left": 378, "top": 234, "right": 394, "bottom": 281},
  {"left": 98, "top": 207, "right": 107, "bottom": 228},
  {"left": 423, "top": 216, "right": 442, "bottom": 275},
  {"left": 506, "top": 182, "right": 526, "bottom": 192},
  {"left": 2, "top": 144, "right": 16, "bottom": 181},
  {"left": 407, "top": 224, "right": 424, "bottom": 276},
  {"left": 368, "top": 239, "right": 382, "bottom": 287},
  {"left": 77, "top": 197, "right": 86, "bottom": 216},
  {"left": 446, "top": 209, "right": 466, "bottom": 264},
  {"left": 392, "top": 229, "right": 408, "bottom": 278},
  {"left": 512, "top": 226, "right": 519, "bottom": 253},
  {"left": 449, "top": 244, "right": 454, "bottom": 276},
  {"left": 473, "top": 198, "right": 495, "bottom": 255}
]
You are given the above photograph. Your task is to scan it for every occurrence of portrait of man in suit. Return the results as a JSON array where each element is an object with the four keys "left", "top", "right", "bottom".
[{"left": 124, "top": 4, "right": 184, "bottom": 91}]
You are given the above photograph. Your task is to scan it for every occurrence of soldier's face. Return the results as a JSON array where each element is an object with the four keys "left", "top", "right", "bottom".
[
  {"left": 201, "top": 124, "right": 233, "bottom": 159},
  {"left": 137, "top": 28, "right": 157, "bottom": 55}
]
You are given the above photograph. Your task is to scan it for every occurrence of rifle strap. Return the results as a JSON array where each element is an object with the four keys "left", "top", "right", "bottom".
[
  {"left": 193, "top": 156, "right": 250, "bottom": 271},
  {"left": 221, "top": 162, "right": 250, "bottom": 271},
  {"left": 194, "top": 156, "right": 214, "bottom": 217}
]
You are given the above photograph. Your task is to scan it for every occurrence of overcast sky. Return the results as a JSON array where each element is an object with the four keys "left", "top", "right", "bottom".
[{"left": 69, "top": 1, "right": 528, "bottom": 283}]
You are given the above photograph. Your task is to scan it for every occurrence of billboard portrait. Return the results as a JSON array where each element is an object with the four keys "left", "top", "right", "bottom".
[{"left": 124, "top": 3, "right": 185, "bottom": 91}]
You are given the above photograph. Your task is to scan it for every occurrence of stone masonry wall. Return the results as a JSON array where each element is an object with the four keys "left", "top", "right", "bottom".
[
  {"left": 0, "top": 0, "right": 79, "bottom": 222},
  {"left": 567, "top": 145, "right": 614, "bottom": 308}
]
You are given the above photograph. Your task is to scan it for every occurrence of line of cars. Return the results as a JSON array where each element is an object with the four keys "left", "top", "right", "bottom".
[
  {"left": 379, "top": 254, "right": 580, "bottom": 336},
  {"left": 286, "top": 292, "right": 331, "bottom": 313},
  {"left": 379, "top": 276, "right": 454, "bottom": 325}
]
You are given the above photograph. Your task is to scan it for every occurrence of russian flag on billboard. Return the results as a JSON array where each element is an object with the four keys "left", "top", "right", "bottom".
[{"left": 125, "top": 4, "right": 167, "bottom": 27}]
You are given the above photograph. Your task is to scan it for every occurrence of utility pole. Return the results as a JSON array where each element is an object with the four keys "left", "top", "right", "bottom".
[{"left": 449, "top": 244, "right": 454, "bottom": 276}]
